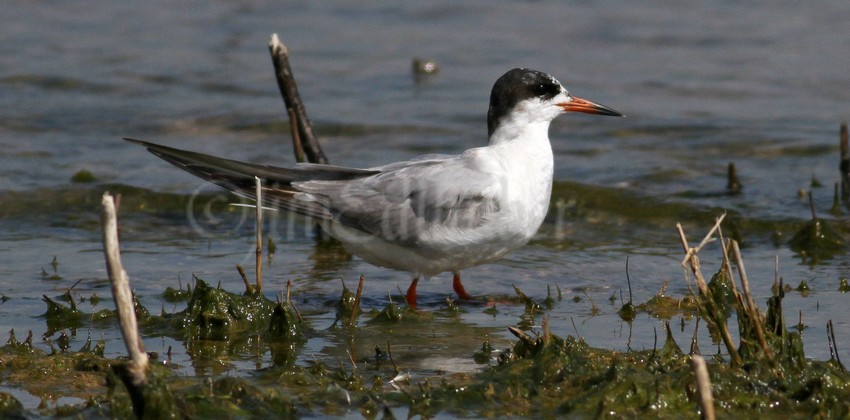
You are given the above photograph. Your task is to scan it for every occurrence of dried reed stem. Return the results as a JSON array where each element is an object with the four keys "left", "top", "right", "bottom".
[
  {"left": 102, "top": 192, "right": 148, "bottom": 382},
  {"left": 103, "top": 192, "right": 151, "bottom": 417},
  {"left": 255, "top": 176, "right": 263, "bottom": 291},
  {"left": 840, "top": 122, "right": 849, "bottom": 201},
  {"left": 677, "top": 219, "right": 742, "bottom": 366},
  {"left": 691, "top": 355, "right": 715, "bottom": 420},
  {"left": 731, "top": 239, "right": 772, "bottom": 358},
  {"left": 349, "top": 275, "right": 365, "bottom": 327}
]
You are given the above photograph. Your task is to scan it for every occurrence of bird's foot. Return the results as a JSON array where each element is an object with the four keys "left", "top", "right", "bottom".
[
  {"left": 452, "top": 272, "right": 473, "bottom": 300},
  {"left": 406, "top": 278, "right": 419, "bottom": 309}
]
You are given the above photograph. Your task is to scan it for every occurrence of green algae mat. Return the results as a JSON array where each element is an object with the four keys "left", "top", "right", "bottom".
[{"left": 2, "top": 218, "right": 849, "bottom": 418}]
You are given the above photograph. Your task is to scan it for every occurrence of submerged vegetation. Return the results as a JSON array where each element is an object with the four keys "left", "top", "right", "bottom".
[{"left": 2, "top": 213, "right": 849, "bottom": 418}]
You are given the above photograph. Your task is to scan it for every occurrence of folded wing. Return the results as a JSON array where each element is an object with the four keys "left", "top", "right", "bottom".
[{"left": 126, "top": 138, "right": 503, "bottom": 246}]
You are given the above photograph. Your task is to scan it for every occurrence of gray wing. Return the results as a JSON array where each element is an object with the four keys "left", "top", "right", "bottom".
[
  {"left": 126, "top": 138, "right": 504, "bottom": 245},
  {"left": 294, "top": 155, "right": 504, "bottom": 245}
]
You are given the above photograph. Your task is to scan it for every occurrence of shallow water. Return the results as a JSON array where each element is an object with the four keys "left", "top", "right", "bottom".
[{"left": 2, "top": 0, "right": 850, "bottom": 412}]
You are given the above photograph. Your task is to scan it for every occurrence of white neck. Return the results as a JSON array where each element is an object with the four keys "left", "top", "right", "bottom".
[{"left": 488, "top": 118, "right": 553, "bottom": 147}]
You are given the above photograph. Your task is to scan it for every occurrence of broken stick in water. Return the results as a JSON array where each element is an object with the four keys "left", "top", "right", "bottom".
[
  {"left": 101, "top": 192, "right": 149, "bottom": 416},
  {"left": 268, "top": 33, "right": 328, "bottom": 164}
]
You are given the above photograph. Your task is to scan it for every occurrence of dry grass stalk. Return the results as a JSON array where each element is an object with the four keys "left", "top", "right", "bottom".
[
  {"left": 827, "top": 320, "right": 846, "bottom": 371},
  {"left": 730, "top": 239, "right": 772, "bottom": 359},
  {"left": 691, "top": 355, "right": 715, "bottom": 420},
  {"left": 841, "top": 122, "right": 849, "bottom": 200},
  {"left": 349, "top": 275, "right": 365, "bottom": 327},
  {"left": 716, "top": 227, "right": 740, "bottom": 297},
  {"left": 677, "top": 218, "right": 742, "bottom": 366},
  {"left": 255, "top": 176, "right": 263, "bottom": 291}
]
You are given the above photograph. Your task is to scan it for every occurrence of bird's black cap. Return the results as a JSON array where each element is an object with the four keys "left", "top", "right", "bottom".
[{"left": 487, "top": 68, "right": 562, "bottom": 137}]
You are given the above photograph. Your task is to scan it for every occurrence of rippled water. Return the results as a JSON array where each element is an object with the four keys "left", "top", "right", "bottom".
[{"left": 2, "top": 0, "right": 850, "bottom": 410}]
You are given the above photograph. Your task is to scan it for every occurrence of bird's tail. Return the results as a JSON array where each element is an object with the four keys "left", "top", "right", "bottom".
[{"left": 124, "top": 138, "right": 376, "bottom": 219}]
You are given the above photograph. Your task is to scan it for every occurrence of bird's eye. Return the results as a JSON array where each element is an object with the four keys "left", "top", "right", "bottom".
[{"left": 532, "top": 82, "right": 558, "bottom": 98}]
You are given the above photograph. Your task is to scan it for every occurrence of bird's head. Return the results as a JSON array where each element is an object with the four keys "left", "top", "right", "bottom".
[{"left": 487, "top": 68, "right": 623, "bottom": 138}]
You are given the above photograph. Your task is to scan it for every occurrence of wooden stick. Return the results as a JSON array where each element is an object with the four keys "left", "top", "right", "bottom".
[
  {"left": 255, "top": 176, "right": 263, "bottom": 291},
  {"left": 691, "top": 355, "right": 715, "bottom": 420},
  {"left": 102, "top": 193, "right": 148, "bottom": 380},
  {"left": 102, "top": 192, "right": 149, "bottom": 418},
  {"left": 288, "top": 108, "right": 306, "bottom": 163},
  {"left": 236, "top": 265, "right": 252, "bottom": 293},
  {"left": 268, "top": 34, "right": 328, "bottom": 164}
]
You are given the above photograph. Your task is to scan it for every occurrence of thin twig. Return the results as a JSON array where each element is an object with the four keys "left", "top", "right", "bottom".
[
  {"left": 284, "top": 280, "right": 302, "bottom": 322},
  {"left": 677, "top": 223, "right": 709, "bottom": 296},
  {"left": 349, "top": 275, "right": 365, "bottom": 327},
  {"left": 691, "top": 355, "right": 716, "bottom": 420},
  {"left": 689, "top": 317, "right": 701, "bottom": 355},
  {"left": 827, "top": 320, "right": 846, "bottom": 371},
  {"left": 716, "top": 225, "right": 740, "bottom": 294},
  {"left": 677, "top": 221, "right": 742, "bottom": 366},
  {"left": 68, "top": 278, "right": 83, "bottom": 293},
  {"left": 625, "top": 256, "right": 633, "bottom": 303},
  {"left": 255, "top": 176, "right": 263, "bottom": 291},
  {"left": 387, "top": 340, "right": 399, "bottom": 372},
  {"left": 346, "top": 349, "right": 357, "bottom": 372},
  {"left": 838, "top": 121, "right": 850, "bottom": 201},
  {"left": 236, "top": 265, "right": 252, "bottom": 294},
  {"left": 292, "top": 302, "right": 303, "bottom": 324},
  {"left": 285, "top": 280, "right": 291, "bottom": 304},
  {"left": 731, "top": 239, "right": 772, "bottom": 358},
  {"left": 680, "top": 213, "right": 726, "bottom": 268},
  {"left": 570, "top": 317, "right": 583, "bottom": 341}
]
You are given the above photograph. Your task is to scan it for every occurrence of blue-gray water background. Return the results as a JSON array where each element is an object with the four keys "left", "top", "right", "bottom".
[{"left": 2, "top": 0, "right": 850, "bottom": 409}]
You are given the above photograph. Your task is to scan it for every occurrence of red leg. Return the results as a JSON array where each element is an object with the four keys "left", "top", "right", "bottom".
[
  {"left": 452, "top": 271, "right": 473, "bottom": 300},
  {"left": 406, "top": 277, "right": 419, "bottom": 309}
]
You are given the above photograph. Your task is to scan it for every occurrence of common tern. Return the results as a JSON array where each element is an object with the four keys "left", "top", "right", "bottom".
[{"left": 126, "top": 68, "right": 623, "bottom": 307}]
